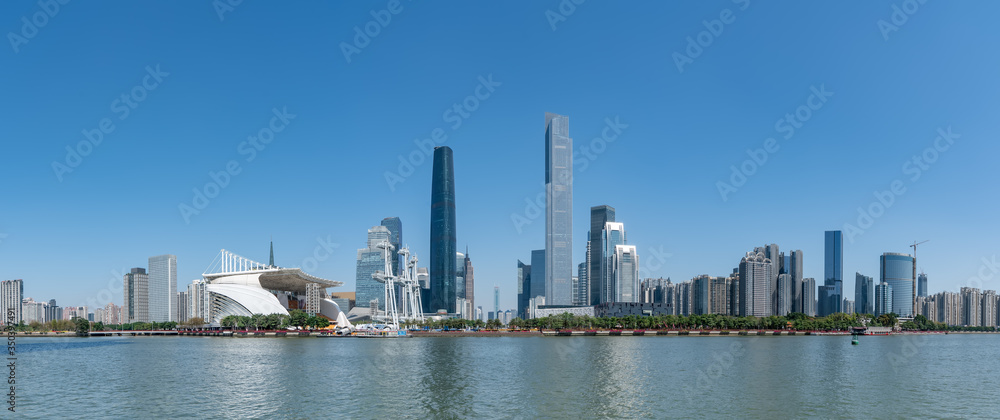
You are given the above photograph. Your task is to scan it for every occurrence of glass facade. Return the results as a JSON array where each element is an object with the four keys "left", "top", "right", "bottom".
[
  {"left": 613, "top": 245, "right": 639, "bottom": 303},
  {"left": 356, "top": 226, "right": 390, "bottom": 310},
  {"left": 589, "top": 205, "right": 615, "bottom": 305},
  {"left": 517, "top": 260, "right": 530, "bottom": 319},
  {"left": 530, "top": 250, "right": 546, "bottom": 300},
  {"left": 430, "top": 146, "right": 457, "bottom": 313},
  {"left": 824, "top": 231, "right": 843, "bottom": 314},
  {"left": 875, "top": 282, "right": 893, "bottom": 316},
  {"left": 545, "top": 113, "right": 573, "bottom": 305},
  {"left": 602, "top": 222, "right": 626, "bottom": 304},
  {"left": 380, "top": 217, "right": 402, "bottom": 277},
  {"left": 881, "top": 252, "right": 914, "bottom": 317},
  {"left": 148, "top": 255, "right": 176, "bottom": 322},
  {"left": 855, "top": 273, "right": 874, "bottom": 314},
  {"left": 918, "top": 273, "right": 928, "bottom": 298}
]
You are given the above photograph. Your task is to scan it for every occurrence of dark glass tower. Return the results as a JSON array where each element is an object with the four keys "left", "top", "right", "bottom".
[
  {"left": 589, "top": 205, "right": 615, "bottom": 305},
  {"left": 380, "top": 217, "right": 403, "bottom": 276},
  {"left": 429, "top": 146, "right": 457, "bottom": 313},
  {"left": 824, "top": 230, "right": 843, "bottom": 314}
]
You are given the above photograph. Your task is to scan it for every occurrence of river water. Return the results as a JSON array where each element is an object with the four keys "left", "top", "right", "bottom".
[{"left": 11, "top": 334, "right": 998, "bottom": 418}]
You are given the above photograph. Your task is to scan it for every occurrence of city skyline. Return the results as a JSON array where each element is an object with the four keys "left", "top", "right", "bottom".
[{"left": 2, "top": 2, "right": 999, "bottom": 313}]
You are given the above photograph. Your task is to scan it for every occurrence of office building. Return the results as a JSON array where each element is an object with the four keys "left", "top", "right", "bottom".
[
  {"left": 124, "top": 268, "right": 149, "bottom": 323},
  {"left": 774, "top": 273, "right": 792, "bottom": 316},
  {"left": 881, "top": 252, "right": 915, "bottom": 317},
  {"left": 176, "top": 291, "right": 188, "bottom": 322},
  {"left": 843, "top": 299, "right": 855, "bottom": 315},
  {"left": 517, "top": 260, "right": 531, "bottom": 319},
  {"left": 612, "top": 245, "right": 639, "bottom": 303},
  {"left": 463, "top": 249, "right": 474, "bottom": 315},
  {"left": 599, "top": 222, "right": 627, "bottom": 304},
  {"left": 380, "top": 217, "right": 403, "bottom": 277},
  {"left": 574, "top": 261, "right": 588, "bottom": 306},
  {"left": 875, "top": 282, "right": 892, "bottom": 317},
  {"left": 544, "top": 113, "right": 573, "bottom": 306},
  {"left": 588, "top": 205, "right": 615, "bottom": 305},
  {"left": 918, "top": 272, "right": 928, "bottom": 298},
  {"left": 430, "top": 146, "right": 457, "bottom": 314},
  {"left": 530, "top": 249, "right": 546, "bottom": 302},
  {"left": 855, "top": 273, "right": 874, "bottom": 315},
  {"left": 356, "top": 225, "right": 391, "bottom": 310},
  {"left": 789, "top": 250, "right": 804, "bottom": 313},
  {"left": 823, "top": 231, "right": 843, "bottom": 315}
]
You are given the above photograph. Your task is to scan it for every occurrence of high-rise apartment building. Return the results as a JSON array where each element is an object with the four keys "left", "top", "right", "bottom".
[
  {"left": 789, "top": 250, "right": 803, "bottom": 313},
  {"left": 544, "top": 113, "right": 573, "bottom": 306},
  {"left": 21, "top": 297, "right": 45, "bottom": 324},
  {"left": 875, "top": 281, "right": 893, "bottom": 317},
  {"left": 187, "top": 279, "right": 209, "bottom": 321},
  {"left": 0, "top": 279, "right": 23, "bottom": 326},
  {"left": 802, "top": 278, "right": 816, "bottom": 316},
  {"left": 739, "top": 251, "right": 772, "bottom": 317},
  {"left": 430, "top": 146, "right": 457, "bottom": 314}
]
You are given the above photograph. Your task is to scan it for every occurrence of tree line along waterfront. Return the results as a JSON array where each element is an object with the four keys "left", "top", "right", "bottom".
[{"left": 415, "top": 313, "right": 1000, "bottom": 332}]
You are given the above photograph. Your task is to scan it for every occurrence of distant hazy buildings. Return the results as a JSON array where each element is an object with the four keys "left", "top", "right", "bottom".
[
  {"left": 588, "top": 205, "right": 615, "bottom": 305},
  {"left": 148, "top": 254, "right": 177, "bottom": 322},
  {"left": 123, "top": 268, "right": 149, "bottom": 323},
  {"left": 855, "top": 273, "right": 874, "bottom": 315},
  {"left": 881, "top": 252, "right": 915, "bottom": 317},
  {"left": 356, "top": 225, "right": 391, "bottom": 310},
  {"left": 430, "top": 146, "right": 457, "bottom": 313},
  {"left": 21, "top": 297, "right": 44, "bottom": 324},
  {"left": 544, "top": 113, "right": 573, "bottom": 306},
  {"left": 0, "top": 279, "right": 23, "bottom": 326}
]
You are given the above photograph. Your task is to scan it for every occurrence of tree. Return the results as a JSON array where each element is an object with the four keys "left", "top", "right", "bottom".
[
  {"left": 289, "top": 310, "right": 309, "bottom": 328},
  {"left": 73, "top": 317, "right": 90, "bottom": 336}
]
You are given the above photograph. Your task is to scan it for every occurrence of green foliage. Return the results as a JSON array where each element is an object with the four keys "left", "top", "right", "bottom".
[
  {"left": 289, "top": 310, "right": 309, "bottom": 328},
  {"left": 73, "top": 317, "right": 90, "bottom": 335}
]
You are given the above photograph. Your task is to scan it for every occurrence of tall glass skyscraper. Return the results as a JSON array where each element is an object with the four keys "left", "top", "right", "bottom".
[
  {"left": 875, "top": 281, "right": 893, "bottom": 316},
  {"left": 517, "top": 260, "right": 531, "bottom": 318},
  {"left": 918, "top": 272, "right": 928, "bottom": 297},
  {"left": 881, "top": 252, "right": 915, "bottom": 317},
  {"left": 356, "top": 225, "right": 390, "bottom": 310},
  {"left": 530, "top": 249, "right": 546, "bottom": 301},
  {"left": 123, "top": 268, "right": 149, "bottom": 323},
  {"left": 789, "top": 250, "right": 804, "bottom": 313},
  {"left": 148, "top": 254, "right": 177, "bottom": 322},
  {"left": 855, "top": 272, "right": 874, "bottom": 315},
  {"left": 430, "top": 146, "right": 457, "bottom": 313},
  {"left": 545, "top": 113, "right": 573, "bottom": 306},
  {"left": 601, "top": 222, "right": 626, "bottom": 304},
  {"left": 588, "top": 205, "right": 615, "bottom": 305},
  {"left": 380, "top": 217, "right": 402, "bottom": 277},
  {"left": 824, "top": 231, "right": 843, "bottom": 314},
  {"left": 612, "top": 245, "right": 639, "bottom": 303}
]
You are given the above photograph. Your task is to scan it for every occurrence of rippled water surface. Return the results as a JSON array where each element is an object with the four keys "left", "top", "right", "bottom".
[{"left": 13, "top": 334, "right": 999, "bottom": 418}]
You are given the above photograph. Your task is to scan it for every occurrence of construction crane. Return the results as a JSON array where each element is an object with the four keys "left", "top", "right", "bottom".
[
  {"left": 910, "top": 240, "right": 929, "bottom": 261},
  {"left": 909, "top": 240, "right": 929, "bottom": 316}
]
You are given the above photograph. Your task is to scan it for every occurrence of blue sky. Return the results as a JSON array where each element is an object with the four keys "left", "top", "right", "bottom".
[{"left": 2, "top": 1, "right": 998, "bottom": 312}]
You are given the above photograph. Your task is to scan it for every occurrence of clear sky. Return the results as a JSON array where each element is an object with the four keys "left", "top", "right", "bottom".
[{"left": 2, "top": 1, "right": 999, "bottom": 312}]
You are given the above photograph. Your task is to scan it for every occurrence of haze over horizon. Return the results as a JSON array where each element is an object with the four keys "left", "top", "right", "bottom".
[{"left": 2, "top": 1, "right": 998, "bottom": 311}]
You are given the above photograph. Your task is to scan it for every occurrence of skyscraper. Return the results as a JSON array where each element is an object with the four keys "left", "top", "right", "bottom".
[
  {"left": 545, "top": 112, "right": 573, "bottom": 306},
  {"left": 148, "top": 254, "right": 177, "bottom": 322},
  {"left": 0, "top": 279, "right": 23, "bottom": 326},
  {"left": 775, "top": 274, "right": 792, "bottom": 316},
  {"left": 575, "top": 261, "right": 587, "bottom": 306},
  {"left": 855, "top": 272, "right": 874, "bottom": 315},
  {"left": 918, "top": 272, "right": 928, "bottom": 298},
  {"left": 588, "top": 205, "right": 615, "bottom": 305},
  {"left": 881, "top": 252, "right": 915, "bottom": 317},
  {"left": 356, "top": 225, "right": 390, "bottom": 310},
  {"left": 464, "top": 250, "right": 474, "bottom": 316},
  {"left": 530, "top": 249, "right": 546, "bottom": 301},
  {"left": 789, "top": 250, "right": 804, "bottom": 313},
  {"left": 739, "top": 251, "right": 773, "bottom": 317},
  {"left": 824, "top": 231, "right": 843, "bottom": 314},
  {"left": 612, "top": 245, "right": 639, "bottom": 303},
  {"left": 187, "top": 279, "right": 209, "bottom": 321},
  {"left": 875, "top": 281, "right": 893, "bottom": 316},
  {"left": 176, "top": 291, "right": 188, "bottom": 323},
  {"left": 802, "top": 278, "right": 816, "bottom": 316},
  {"left": 123, "top": 268, "right": 149, "bottom": 323},
  {"left": 430, "top": 146, "right": 457, "bottom": 313},
  {"left": 456, "top": 251, "right": 466, "bottom": 305},
  {"left": 517, "top": 260, "right": 531, "bottom": 319},
  {"left": 381, "top": 217, "right": 403, "bottom": 277},
  {"left": 600, "top": 222, "right": 627, "bottom": 304}
]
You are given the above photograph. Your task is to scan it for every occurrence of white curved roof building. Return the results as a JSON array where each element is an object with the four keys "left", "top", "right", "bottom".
[{"left": 202, "top": 250, "right": 351, "bottom": 328}]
